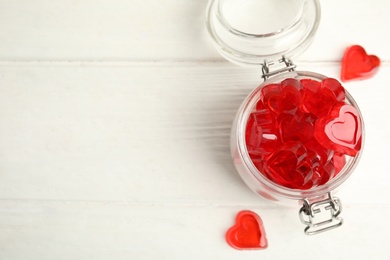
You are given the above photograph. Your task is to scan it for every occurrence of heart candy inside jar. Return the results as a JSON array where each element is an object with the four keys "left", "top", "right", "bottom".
[{"left": 245, "top": 78, "right": 362, "bottom": 190}]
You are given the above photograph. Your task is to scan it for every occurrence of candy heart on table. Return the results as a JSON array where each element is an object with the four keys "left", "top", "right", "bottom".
[
  {"left": 341, "top": 45, "right": 380, "bottom": 82},
  {"left": 314, "top": 104, "right": 362, "bottom": 156},
  {"left": 226, "top": 210, "right": 268, "bottom": 250}
]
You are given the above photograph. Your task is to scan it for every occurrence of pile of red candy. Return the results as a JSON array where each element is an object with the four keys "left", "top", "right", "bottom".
[{"left": 245, "top": 78, "right": 362, "bottom": 190}]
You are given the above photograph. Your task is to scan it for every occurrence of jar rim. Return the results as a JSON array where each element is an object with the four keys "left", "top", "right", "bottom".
[
  {"left": 216, "top": 0, "right": 305, "bottom": 38},
  {"left": 233, "top": 71, "right": 364, "bottom": 200},
  {"left": 206, "top": 0, "right": 321, "bottom": 66}
]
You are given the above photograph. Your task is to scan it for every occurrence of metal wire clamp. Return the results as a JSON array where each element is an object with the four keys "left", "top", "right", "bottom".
[
  {"left": 299, "top": 192, "right": 343, "bottom": 235},
  {"left": 261, "top": 56, "right": 297, "bottom": 81}
]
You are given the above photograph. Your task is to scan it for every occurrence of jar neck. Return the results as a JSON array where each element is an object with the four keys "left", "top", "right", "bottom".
[
  {"left": 217, "top": 0, "right": 307, "bottom": 37},
  {"left": 206, "top": 0, "right": 321, "bottom": 66}
]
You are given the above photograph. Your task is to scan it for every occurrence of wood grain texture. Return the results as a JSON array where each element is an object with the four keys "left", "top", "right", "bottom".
[
  {"left": 0, "top": 0, "right": 389, "bottom": 259},
  {"left": 0, "top": 201, "right": 388, "bottom": 260},
  {"left": 0, "top": 0, "right": 389, "bottom": 61},
  {"left": 0, "top": 63, "right": 388, "bottom": 205}
]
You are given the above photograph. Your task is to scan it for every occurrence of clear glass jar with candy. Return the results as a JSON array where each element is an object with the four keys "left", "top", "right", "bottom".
[{"left": 206, "top": 0, "right": 364, "bottom": 235}]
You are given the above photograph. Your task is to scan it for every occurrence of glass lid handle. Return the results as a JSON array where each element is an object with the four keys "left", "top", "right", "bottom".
[
  {"left": 261, "top": 56, "right": 297, "bottom": 81},
  {"left": 299, "top": 192, "right": 343, "bottom": 235}
]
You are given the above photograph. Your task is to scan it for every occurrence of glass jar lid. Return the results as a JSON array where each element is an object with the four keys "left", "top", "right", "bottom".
[{"left": 206, "top": 0, "right": 321, "bottom": 66}]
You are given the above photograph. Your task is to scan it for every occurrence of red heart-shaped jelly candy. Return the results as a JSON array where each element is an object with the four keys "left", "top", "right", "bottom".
[
  {"left": 332, "top": 152, "right": 346, "bottom": 176},
  {"left": 322, "top": 78, "right": 346, "bottom": 102},
  {"left": 312, "top": 160, "right": 336, "bottom": 186},
  {"left": 265, "top": 141, "right": 308, "bottom": 189},
  {"left": 314, "top": 104, "right": 362, "bottom": 156},
  {"left": 246, "top": 110, "right": 279, "bottom": 156},
  {"left": 262, "top": 79, "right": 302, "bottom": 115},
  {"left": 301, "top": 78, "right": 345, "bottom": 117},
  {"left": 305, "top": 139, "right": 334, "bottom": 165},
  {"left": 341, "top": 45, "right": 380, "bottom": 82},
  {"left": 279, "top": 113, "right": 315, "bottom": 143},
  {"left": 226, "top": 211, "right": 268, "bottom": 250}
]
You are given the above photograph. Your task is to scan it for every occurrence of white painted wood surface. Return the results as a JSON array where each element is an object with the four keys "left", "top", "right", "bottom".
[{"left": 0, "top": 0, "right": 389, "bottom": 259}]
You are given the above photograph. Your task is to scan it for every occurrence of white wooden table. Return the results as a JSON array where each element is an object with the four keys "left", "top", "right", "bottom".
[{"left": 0, "top": 0, "right": 389, "bottom": 259}]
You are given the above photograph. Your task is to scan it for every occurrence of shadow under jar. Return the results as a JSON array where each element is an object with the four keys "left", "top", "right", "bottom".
[{"left": 206, "top": 0, "right": 364, "bottom": 235}]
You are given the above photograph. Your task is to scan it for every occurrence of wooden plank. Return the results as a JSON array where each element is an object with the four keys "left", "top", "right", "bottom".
[
  {"left": 0, "top": 0, "right": 388, "bottom": 61},
  {"left": 0, "top": 200, "right": 388, "bottom": 259},
  {"left": 0, "top": 0, "right": 388, "bottom": 258},
  {"left": 0, "top": 62, "right": 388, "bottom": 206}
]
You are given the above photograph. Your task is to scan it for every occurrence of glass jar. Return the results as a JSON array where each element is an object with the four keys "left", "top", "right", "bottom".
[
  {"left": 206, "top": 0, "right": 321, "bottom": 66},
  {"left": 206, "top": 0, "right": 364, "bottom": 235}
]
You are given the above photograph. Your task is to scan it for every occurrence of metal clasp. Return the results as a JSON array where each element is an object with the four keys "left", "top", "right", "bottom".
[
  {"left": 299, "top": 192, "right": 343, "bottom": 235},
  {"left": 261, "top": 56, "right": 296, "bottom": 81}
]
